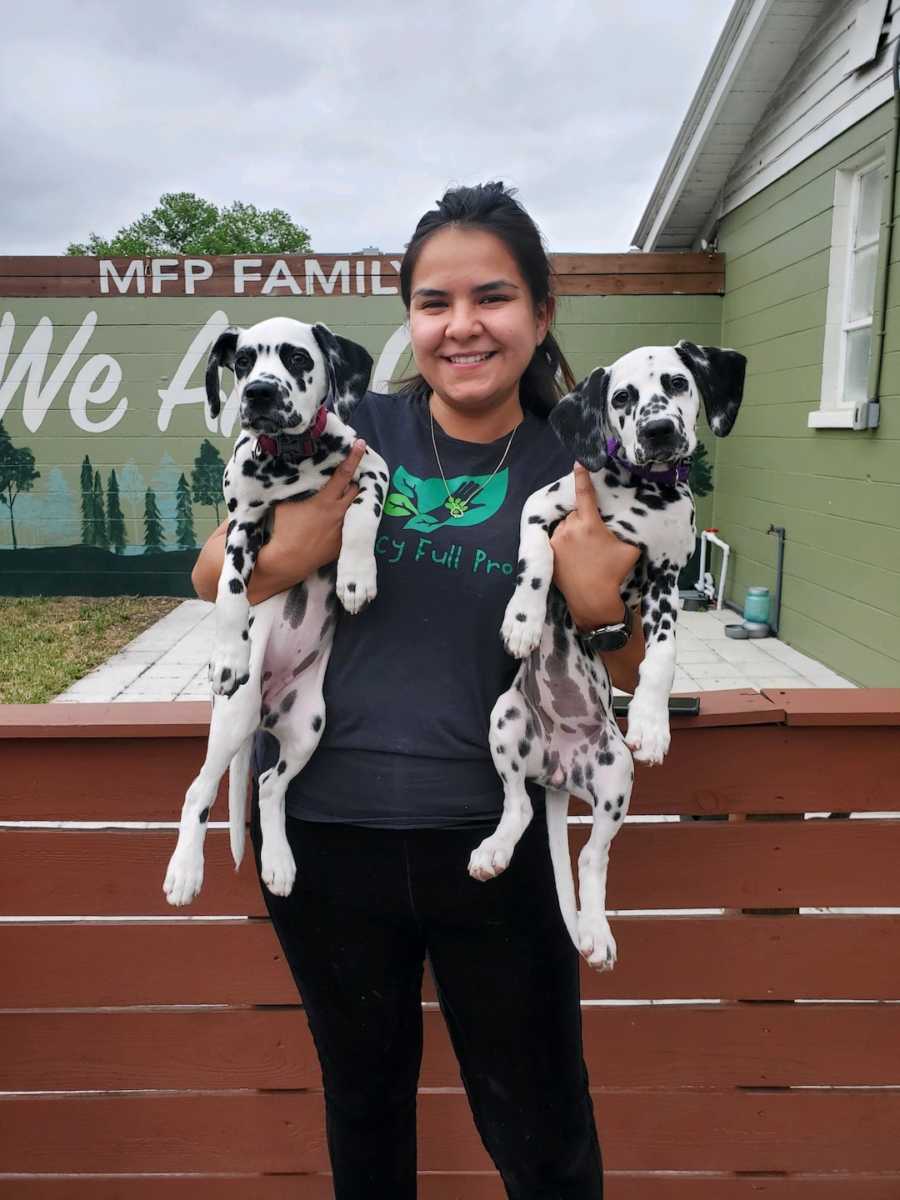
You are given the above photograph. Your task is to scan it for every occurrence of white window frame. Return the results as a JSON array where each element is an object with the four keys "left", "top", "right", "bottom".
[{"left": 810, "top": 153, "right": 885, "bottom": 430}]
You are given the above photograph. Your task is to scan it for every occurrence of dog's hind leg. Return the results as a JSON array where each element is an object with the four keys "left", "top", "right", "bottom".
[
  {"left": 256, "top": 657, "right": 330, "bottom": 897},
  {"left": 468, "top": 688, "right": 541, "bottom": 881},
  {"left": 163, "top": 619, "right": 269, "bottom": 907},
  {"left": 573, "top": 724, "right": 633, "bottom": 970}
]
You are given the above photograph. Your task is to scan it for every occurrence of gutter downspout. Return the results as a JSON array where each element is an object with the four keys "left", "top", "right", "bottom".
[{"left": 868, "top": 31, "right": 900, "bottom": 421}]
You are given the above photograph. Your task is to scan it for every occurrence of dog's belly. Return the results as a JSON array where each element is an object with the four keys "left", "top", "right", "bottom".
[
  {"left": 259, "top": 575, "right": 337, "bottom": 711},
  {"left": 517, "top": 623, "right": 616, "bottom": 789}
]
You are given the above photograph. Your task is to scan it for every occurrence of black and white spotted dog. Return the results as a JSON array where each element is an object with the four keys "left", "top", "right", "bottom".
[
  {"left": 163, "top": 316, "right": 388, "bottom": 906},
  {"left": 468, "top": 341, "right": 746, "bottom": 968}
]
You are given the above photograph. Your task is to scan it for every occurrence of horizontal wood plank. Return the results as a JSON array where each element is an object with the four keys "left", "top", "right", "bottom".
[
  {"left": 6, "top": 1175, "right": 900, "bottom": 1199},
  {"left": 3, "top": 816, "right": 899, "bottom": 916},
  {"left": 4, "top": 1003, "right": 898, "bottom": 1092},
  {"left": 760, "top": 688, "right": 900, "bottom": 725},
  {"left": 2, "top": 1090, "right": 899, "bottom": 1173},
  {"left": 3, "top": 917, "right": 898, "bottom": 1006}
]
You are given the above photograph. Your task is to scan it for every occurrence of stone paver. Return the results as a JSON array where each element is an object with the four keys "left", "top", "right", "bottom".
[{"left": 52, "top": 600, "right": 856, "bottom": 703}]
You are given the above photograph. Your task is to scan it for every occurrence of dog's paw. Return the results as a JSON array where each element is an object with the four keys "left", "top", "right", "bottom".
[
  {"left": 260, "top": 836, "right": 297, "bottom": 897},
  {"left": 163, "top": 849, "right": 204, "bottom": 907},
  {"left": 577, "top": 912, "right": 617, "bottom": 971},
  {"left": 501, "top": 595, "right": 544, "bottom": 659},
  {"left": 625, "top": 704, "right": 671, "bottom": 764},
  {"left": 468, "top": 836, "right": 514, "bottom": 881},
  {"left": 336, "top": 554, "right": 377, "bottom": 615},
  {"left": 208, "top": 642, "right": 251, "bottom": 697}
]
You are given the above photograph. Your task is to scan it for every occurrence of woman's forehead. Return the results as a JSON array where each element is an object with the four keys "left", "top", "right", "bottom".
[{"left": 411, "top": 226, "right": 526, "bottom": 292}]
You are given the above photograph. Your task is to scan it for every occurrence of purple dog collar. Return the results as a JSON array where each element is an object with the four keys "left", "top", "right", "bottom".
[
  {"left": 256, "top": 404, "right": 328, "bottom": 460},
  {"left": 605, "top": 437, "right": 691, "bottom": 486}
]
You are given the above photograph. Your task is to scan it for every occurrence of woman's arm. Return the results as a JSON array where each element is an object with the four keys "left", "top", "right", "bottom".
[
  {"left": 550, "top": 463, "right": 645, "bottom": 694},
  {"left": 191, "top": 440, "right": 367, "bottom": 606}
]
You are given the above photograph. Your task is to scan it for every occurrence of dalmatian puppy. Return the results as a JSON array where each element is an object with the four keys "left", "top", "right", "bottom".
[
  {"left": 163, "top": 317, "right": 388, "bottom": 906},
  {"left": 469, "top": 341, "right": 746, "bottom": 968}
]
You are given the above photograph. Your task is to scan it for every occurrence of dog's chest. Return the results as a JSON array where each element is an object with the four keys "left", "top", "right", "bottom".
[{"left": 595, "top": 474, "right": 695, "bottom": 572}]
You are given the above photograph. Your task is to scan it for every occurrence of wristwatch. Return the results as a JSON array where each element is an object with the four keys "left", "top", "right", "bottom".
[{"left": 578, "top": 602, "right": 633, "bottom": 653}]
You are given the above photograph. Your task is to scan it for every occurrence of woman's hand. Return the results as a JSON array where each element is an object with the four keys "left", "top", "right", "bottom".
[
  {"left": 551, "top": 463, "right": 640, "bottom": 632},
  {"left": 269, "top": 438, "right": 367, "bottom": 569},
  {"left": 191, "top": 439, "right": 367, "bottom": 605}
]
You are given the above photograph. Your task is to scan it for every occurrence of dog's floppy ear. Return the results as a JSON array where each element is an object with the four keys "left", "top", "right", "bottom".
[
  {"left": 675, "top": 340, "right": 746, "bottom": 438},
  {"left": 548, "top": 367, "right": 609, "bottom": 471},
  {"left": 312, "top": 323, "right": 373, "bottom": 422},
  {"left": 205, "top": 327, "right": 239, "bottom": 420}
]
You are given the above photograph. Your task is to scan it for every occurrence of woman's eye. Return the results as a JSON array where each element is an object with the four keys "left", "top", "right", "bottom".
[{"left": 480, "top": 294, "right": 509, "bottom": 304}]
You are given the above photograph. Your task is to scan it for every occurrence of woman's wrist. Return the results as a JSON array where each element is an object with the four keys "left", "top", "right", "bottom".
[{"left": 569, "top": 590, "right": 627, "bottom": 633}]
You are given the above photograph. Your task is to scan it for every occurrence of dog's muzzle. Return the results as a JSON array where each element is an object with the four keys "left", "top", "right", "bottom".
[{"left": 635, "top": 419, "right": 686, "bottom": 463}]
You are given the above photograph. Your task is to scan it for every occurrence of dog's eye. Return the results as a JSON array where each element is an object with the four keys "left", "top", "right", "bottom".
[
  {"left": 670, "top": 375, "right": 689, "bottom": 393},
  {"left": 234, "top": 351, "right": 253, "bottom": 372},
  {"left": 291, "top": 350, "right": 312, "bottom": 371},
  {"left": 611, "top": 390, "right": 630, "bottom": 408}
]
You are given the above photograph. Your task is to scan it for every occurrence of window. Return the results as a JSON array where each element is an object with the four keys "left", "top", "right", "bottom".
[{"left": 811, "top": 157, "right": 885, "bottom": 430}]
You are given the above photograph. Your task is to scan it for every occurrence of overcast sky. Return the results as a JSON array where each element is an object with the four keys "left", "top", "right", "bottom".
[{"left": 0, "top": 0, "right": 734, "bottom": 256}]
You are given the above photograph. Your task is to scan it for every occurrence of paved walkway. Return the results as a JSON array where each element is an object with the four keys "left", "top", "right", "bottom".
[{"left": 52, "top": 600, "right": 856, "bottom": 703}]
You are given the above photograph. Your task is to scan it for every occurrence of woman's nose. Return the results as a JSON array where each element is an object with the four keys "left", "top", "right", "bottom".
[{"left": 444, "top": 301, "right": 483, "bottom": 341}]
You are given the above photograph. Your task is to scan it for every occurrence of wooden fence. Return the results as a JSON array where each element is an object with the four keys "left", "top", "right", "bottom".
[{"left": 1, "top": 687, "right": 899, "bottom": 1197}]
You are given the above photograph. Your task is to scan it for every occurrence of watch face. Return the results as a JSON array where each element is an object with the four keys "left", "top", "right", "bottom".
[{"left": 584, "top": 626, "right": 630, "bottom": 652}]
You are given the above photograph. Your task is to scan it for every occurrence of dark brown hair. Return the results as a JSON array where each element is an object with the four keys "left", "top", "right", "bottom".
[{"left": 397, "top": 182, "right": 576, "bottom": 418}]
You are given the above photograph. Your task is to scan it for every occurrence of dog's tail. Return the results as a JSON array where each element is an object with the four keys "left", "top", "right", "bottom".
[
  {"left": 545, "top": 788, "right": 578, "bottom": 949},
  {"left": 228, "top": 737, "right": 253, "bottom": 869}
]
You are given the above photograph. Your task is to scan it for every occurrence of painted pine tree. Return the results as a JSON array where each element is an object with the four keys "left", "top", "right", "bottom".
[
  {"left": 80, "top": 454, "right": 94, "bottom": 544},
  {"left": 175, "top": 473, "right": 196, "bottom": 549},
  {"left": 143, "top": 487, "right": 165, "bottom": 553},
  {"left": 107, "top": 469, "right": 127, "bottom": 554},
  {"left": 0, "top": 420, "right": 40, "bottom": 551},
  {"left": 93, "top": 471, "right": 109, "bottom": 550},
  {"left": 191, "top": 439, "right": 226, "bottom": 524}
]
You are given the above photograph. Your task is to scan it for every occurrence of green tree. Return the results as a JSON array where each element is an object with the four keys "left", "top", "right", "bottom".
[
  {"left": 175, "top": 473, "right": 196, "bottom": 549},
  {"left": 0, "top": 421, "right": 40, "bottom": 551},
  {"left": 80, "top": 454, "right": 95, "bottom": 544},
  {"left": 93, "top": 470, "right": 108, "bottom": 550},
  {"left": 689, "top": 441, "right": 714, "bottom": 498},
  {"left": 107, "top": 469, "right": 127, "bottom": 554},
  {"left": 65, "top": 191, "right": 312, "bottom": 256},
  {"left": 191, "top": 439, "right": 226, "bottom": 524},
  {"left": 143, "top": 488, "right": 165, "bottom": 553}
]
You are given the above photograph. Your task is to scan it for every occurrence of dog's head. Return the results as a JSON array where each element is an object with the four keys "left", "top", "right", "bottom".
[
  {"left": 549, "top": 341, "right": 746, "bottom": 472},
  {"left": 205, "top": 317, "right": 373, "bottom": 434}
]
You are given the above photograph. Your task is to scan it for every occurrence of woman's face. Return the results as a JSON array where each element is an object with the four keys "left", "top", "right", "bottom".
[{"left": 408, "top": 226, "right": 549, "bottom": 418}]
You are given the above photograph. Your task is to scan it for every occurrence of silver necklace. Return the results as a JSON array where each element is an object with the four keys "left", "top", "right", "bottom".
[{"left": 430, "top": 407, "right": 518, "bottom": 519}]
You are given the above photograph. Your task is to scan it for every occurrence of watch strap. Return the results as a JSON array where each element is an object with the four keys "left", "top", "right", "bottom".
[{"left": 578, "top": 602, "right": 633, "bottom": 653}]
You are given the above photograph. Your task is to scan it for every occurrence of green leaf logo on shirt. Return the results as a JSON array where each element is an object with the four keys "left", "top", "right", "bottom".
[{"left": 384, "top": 465, "right": 509, "bottom": 531}]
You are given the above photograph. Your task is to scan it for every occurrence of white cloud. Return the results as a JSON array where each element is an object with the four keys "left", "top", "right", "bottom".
[{"left": 0, "top": 0, "right": 733, "bottom": 254}]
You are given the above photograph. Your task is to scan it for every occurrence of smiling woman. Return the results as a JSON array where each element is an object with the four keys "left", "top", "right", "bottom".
[{"left": 190, "top": 181, "right": 645, "bottom": 1199}]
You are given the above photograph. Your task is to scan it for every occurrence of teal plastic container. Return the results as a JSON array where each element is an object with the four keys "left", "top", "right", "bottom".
[{"left": 743, "top": 586, "right": 770, "bottom": 624}]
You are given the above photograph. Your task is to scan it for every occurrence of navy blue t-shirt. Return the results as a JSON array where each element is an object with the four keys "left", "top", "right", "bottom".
[{"left": 256, "top": 389, "right": 574, "bottom": 828}]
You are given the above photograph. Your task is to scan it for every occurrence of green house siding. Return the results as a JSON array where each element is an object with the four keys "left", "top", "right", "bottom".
[
  {"left": 0, "top": 290, "right": 721, "bottom": 595},
  {"left": 716, "top": 103, "right": 900, "bottom": 685}
]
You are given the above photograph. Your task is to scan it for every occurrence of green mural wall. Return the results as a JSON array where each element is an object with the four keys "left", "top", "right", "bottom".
[{"left": 0, "top": 271, "right": 722, "bottom": 597}]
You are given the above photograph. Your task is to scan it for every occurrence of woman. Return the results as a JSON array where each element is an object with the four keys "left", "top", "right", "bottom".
[{"left": 192, "top": 182, "right": 644, "bottom": 1199}]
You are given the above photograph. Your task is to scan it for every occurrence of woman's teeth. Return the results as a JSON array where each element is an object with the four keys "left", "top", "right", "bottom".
[{"left": 447, "top": 352, "right": 494, "bottom": 364}]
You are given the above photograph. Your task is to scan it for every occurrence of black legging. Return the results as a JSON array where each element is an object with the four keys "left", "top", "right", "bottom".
[{"left": 250, "top": 789, "right": 604, "bottom": 1199}]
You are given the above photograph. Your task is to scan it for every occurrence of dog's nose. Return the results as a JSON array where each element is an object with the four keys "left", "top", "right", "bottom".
[
  {"left": 243, "top": 380, "right": 279, "bottom": 407},
  {"left": 641, "top": 418, "right": 677, "bottom": 447}
]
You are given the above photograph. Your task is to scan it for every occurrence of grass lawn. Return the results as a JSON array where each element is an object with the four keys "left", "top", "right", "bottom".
[{"left": 0, "top": 596, "right": 182, "bottom": 704}]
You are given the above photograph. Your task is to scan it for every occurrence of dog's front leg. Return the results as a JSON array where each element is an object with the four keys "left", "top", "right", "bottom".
[
  {"left": 335, "top": 447, "right": 389, "bottom": 614},
  {"left": 209, "top": 500, "right": 267, "bottom": 698},
  {"left": 625, "top": 565, "right": 679, "bottom": 763},
  {"left": 500, "top": 473, "right": 577, "bottom": 658}
]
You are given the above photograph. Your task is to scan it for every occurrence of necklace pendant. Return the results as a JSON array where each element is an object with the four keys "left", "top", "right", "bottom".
[{"left": 447, "top": 496, "right": 468, "bottom": 518}]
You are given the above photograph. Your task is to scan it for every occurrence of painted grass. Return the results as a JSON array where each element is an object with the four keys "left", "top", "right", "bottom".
[{"left": 0, "top": 596, "right": 181, "bottom": 704}]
